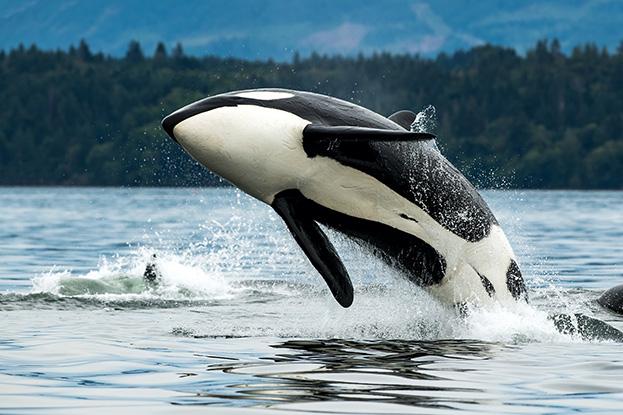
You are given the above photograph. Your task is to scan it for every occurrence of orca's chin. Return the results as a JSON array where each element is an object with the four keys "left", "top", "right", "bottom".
[
  {"left": 161, "top": 113, "right": 180, "bottom": 144},
  {"left": 162, "top": 98, "right": 212, "bottom": 144}
]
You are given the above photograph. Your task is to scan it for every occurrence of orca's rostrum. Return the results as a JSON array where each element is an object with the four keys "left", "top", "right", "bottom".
[{"left": 161, "top": 88, "right": 527, "bottom": 308}]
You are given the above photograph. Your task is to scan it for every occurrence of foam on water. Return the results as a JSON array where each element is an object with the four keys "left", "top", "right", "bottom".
[
  {"left": 19, "top": 245, "right": 611, "bottom": 344},
  {"left": 30, "top": 248, "right": 242, "bottom": 301}
]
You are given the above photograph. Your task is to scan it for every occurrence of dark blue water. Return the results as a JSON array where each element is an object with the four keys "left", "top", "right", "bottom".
[{"left": 1, "top": 187, "right": 622, "bottom": 414}]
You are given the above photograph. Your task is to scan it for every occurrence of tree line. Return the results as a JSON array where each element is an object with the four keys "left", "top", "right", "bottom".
[{"left": 0, "top": 39, "right": 622, "bottom": 188}]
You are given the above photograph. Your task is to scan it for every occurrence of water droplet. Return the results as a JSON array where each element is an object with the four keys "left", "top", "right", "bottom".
[{"left": 410, "top": 105, "right": 437, "bottom": 134}]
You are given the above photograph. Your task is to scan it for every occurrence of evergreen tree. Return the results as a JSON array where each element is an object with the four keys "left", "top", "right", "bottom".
[
  {"left": 153, "top": 42, "right": 167, "bottom": 61},
  {"left": 172, "top": 42, "right": 184, "bottom": 59},
  {"left": 77, "top": 39, "right": 92, "bottom": 61},
  {"left": 0, "top": 39, "right": 621, "bottom": 189},
  {"left": 125, "top": 40, "right": 144, "bottom": 63}
]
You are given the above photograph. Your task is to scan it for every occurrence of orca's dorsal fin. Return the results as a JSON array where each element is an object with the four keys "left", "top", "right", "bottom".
[
  {"left": 303, "top": 125, "right": 435, "bottom": 142},
  {"left": 388, "top": 110, "right": 417, "bottom": 130},
  {"left": 272, "top": 190, "right": 354, "bottom": 308}
]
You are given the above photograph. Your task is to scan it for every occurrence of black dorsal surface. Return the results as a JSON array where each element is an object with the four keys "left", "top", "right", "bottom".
[
  {"left": 598, "top": 284, "right": 623, "bottom": 314},
  {"left": 388, "top": 110, "right": 417, "bottom": 130}
]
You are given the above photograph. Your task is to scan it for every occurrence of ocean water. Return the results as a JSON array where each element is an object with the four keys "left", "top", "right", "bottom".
[{"left": 0, "top": 187, "right": 622, "bottom": 414}]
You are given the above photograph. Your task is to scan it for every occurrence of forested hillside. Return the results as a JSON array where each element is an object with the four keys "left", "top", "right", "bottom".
[{"left": 1, "top": 40, "right": 622, "bottom": 188}]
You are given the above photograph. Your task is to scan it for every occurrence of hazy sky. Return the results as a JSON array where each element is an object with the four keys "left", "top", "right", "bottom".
[{"left": 1, "top": 0, "right": 621, "bottom": 59}]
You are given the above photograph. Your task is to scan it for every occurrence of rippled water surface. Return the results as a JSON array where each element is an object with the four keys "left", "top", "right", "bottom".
[{"left": 1, "top": 187, "right": 622, "bottom": 414}]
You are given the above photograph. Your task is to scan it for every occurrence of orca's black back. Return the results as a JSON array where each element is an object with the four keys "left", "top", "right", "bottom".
[{"left": 271, "top": 90, "right": 498, "bottom": 243}]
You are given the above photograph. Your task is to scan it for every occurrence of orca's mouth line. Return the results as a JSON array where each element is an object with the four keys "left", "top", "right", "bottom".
[{"left": 161, "top": 113, "right": 180, "bottom": 143}]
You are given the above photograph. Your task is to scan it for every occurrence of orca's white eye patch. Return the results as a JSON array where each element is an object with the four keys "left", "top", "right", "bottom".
[{"left": 235, "top": 91, "right": 295, "bottom": 100}]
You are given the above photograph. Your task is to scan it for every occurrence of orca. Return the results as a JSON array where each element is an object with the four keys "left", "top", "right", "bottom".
[
  {"left": 143, "top": 254, "right": 161, "bottom": 288},
  {"left": 161, "top": 88, "right": 527, "bottom": 308}
]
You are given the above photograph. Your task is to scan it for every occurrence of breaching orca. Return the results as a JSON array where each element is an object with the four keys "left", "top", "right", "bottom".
[{"left": 161, "top": 88, "right": 527, "bottom": 308}]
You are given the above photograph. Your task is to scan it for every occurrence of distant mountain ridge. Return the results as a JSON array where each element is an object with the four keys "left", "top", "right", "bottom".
[{"left": 1, "top": 0, "right": 622, "bottom": 59}]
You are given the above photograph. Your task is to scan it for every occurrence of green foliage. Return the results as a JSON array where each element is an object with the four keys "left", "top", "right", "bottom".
[{"left": 0, "top": 40, "right": 622, "bottom": 188}]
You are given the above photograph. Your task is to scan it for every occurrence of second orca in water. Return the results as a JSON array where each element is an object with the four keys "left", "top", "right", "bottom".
[
  {"left": 598, "top": 284, "right": 623, "bottom": 315},
  {"left": 143, "top": 254, "right": 161, "bottom": 288}
]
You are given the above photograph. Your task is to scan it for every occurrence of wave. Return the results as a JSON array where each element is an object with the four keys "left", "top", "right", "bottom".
[
  {"left": 0, "top": 247, "right": 318, "bottom": 310},
  {"left": 1, "top": 247, "right": 620, "bottom": 344},
  {"left": 30, "top": 249, "right": 239, "bottom": 299}
]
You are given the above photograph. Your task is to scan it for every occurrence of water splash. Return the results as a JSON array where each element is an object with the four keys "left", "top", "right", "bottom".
[
  {"left": 410, "top": 105, "right": 437, "bottom": 134},
  {"left": 7, "top": 246, "right": 615, "bottom": 343},
  {"left": 30, "top": 248, "right": 242, "bottom": 301}
]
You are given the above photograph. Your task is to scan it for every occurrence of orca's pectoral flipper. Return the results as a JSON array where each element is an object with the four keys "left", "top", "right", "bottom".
[
  {"left": 303, "top": 125, "right": 435, "bottom": 158},
  {"left": 272, "top": 190, "right": 354, "bottom": 308},
  {"left": 388, "top": 110, "right": 417, "bottom": 130}
]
